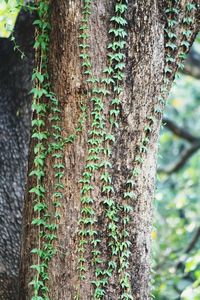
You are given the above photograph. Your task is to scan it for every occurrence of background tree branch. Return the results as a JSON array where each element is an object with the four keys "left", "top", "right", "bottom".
[
  {"left": 162, "top": 117, "right": 199, "bottom": 143},
  {"left": 159, "top": 117, "right": 200, "bottom": 174},
  {"left": 158, "top": 141, "right": 200, "bottom": 174}
]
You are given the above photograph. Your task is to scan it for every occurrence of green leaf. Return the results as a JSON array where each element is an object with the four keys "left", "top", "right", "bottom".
[
  {"left": 32, "top": 218, "right": 46, "bottom": 226},
  {"left": 34, "top": 203, "right": 47, "bottom": 212},
  {"left": 32, "top": 132, "right": 48, "bottom": 141},
  {"left": 109, "top": 27, "right": 127, "bottom": 38},
  {"left": 115, "top": 4, "right": 128, "bottom": 14},
  {"left": 124, "top": 191, "right": 136, "bottom": 200},
  {"left": 29, "top": 169, "right": 44, "bottom": 180},
  {"left": 110, "top": 16, "right": 127, "bottom": 26}
]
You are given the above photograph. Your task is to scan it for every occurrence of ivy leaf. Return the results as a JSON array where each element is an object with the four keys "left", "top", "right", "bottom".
[
  {"left": 115, "top": 3, "right": 128, "bottom": 14},
  {"left": 34, "top": 203, "right": 47, "bottom": 212},
  {"left": 32, "top": 132, "right": 48, "bottom": 141},
  {"left": 124, "top": 191, "right": 136, "bottom": 199},
  {"left": 110, "top": 16, "right": 127, "bottom": 26},
  {"left": 32, "top": 218, "right": 46, "bottom": 226}
]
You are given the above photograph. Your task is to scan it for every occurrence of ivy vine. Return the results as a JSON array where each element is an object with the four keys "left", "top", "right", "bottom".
[
  {"left": 28, "top": 1, "right": 86, "bottom": 299},
  {"left": 76, "top": 1, "right": 133, "bottom": 299}
]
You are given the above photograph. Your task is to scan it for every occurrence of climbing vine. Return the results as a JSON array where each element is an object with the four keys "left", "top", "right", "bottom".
[
  {"left": 77, "top": 1, "right": 197, "bottom": 299},
  {"left": 13, "top": 0, "right": 197, "bottom": 299},
  {"left": 77, "top": 1, "right": 133, "bottom": 299},
  {"left": 28, "top": 1, "right": 87, "bottom": 299},
  {"left": 29, "top": 2, "right": 59, "bottom": 299}
]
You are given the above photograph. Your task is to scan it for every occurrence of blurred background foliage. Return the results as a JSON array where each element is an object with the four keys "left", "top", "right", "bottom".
[
  {"left": 154, "top": 34, "right": 200, "bottom": 299},
  {"left": 0, "top": 0, "right": 19, "bottom": 37},
  {"left": 0, "top": 1, "right": 200, "bottom": 299}
]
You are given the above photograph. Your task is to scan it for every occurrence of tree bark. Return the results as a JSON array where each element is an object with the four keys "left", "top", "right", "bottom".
[
  {"left": 20, "top": 1, "right": 200, "bottom": 300},
  {"left": 0, "top": 10, "right": 34, "bottom": 300}
]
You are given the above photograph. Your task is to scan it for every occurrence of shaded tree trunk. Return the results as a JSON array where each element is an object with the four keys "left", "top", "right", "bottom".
[
  {"left": 0, "top": 10, "right": 34, "bottom": 300},
  {"left": 20, "top": 1, "right": 200, "bottom": 300}
]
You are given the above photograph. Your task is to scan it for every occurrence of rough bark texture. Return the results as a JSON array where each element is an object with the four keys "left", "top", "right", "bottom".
[
  {"left": 20, "top": 1, "right": 200, "bottom": 300},
  {"left": 0, "top": 10, "right": 34, "bottom": 300}
]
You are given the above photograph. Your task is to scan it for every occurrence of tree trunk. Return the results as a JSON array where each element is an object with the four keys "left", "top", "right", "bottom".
[
  {"left": 0, "top": 10, "right": 34, "bottom": 300},
  {"left": 20, "top": 1, "right": 200, "bottom": 300}
]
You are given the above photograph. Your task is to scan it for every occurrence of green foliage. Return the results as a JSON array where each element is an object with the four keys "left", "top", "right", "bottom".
[
  {"left": 154, "top": 4, "right": 200, "bottom": 300},
  {"left": 0, "top": 1, "right": 28, "bottom": 59},
  {"left": 154, "top": 75, "right": 200, "bottom": 300},
  {"left": 0, "top": 0, "right": 19, "bottom": 37}
]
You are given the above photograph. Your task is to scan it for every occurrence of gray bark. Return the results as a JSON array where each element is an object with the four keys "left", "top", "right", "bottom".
[{"left": 0, "top": 10, "right": 34, "bottom": 300}]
